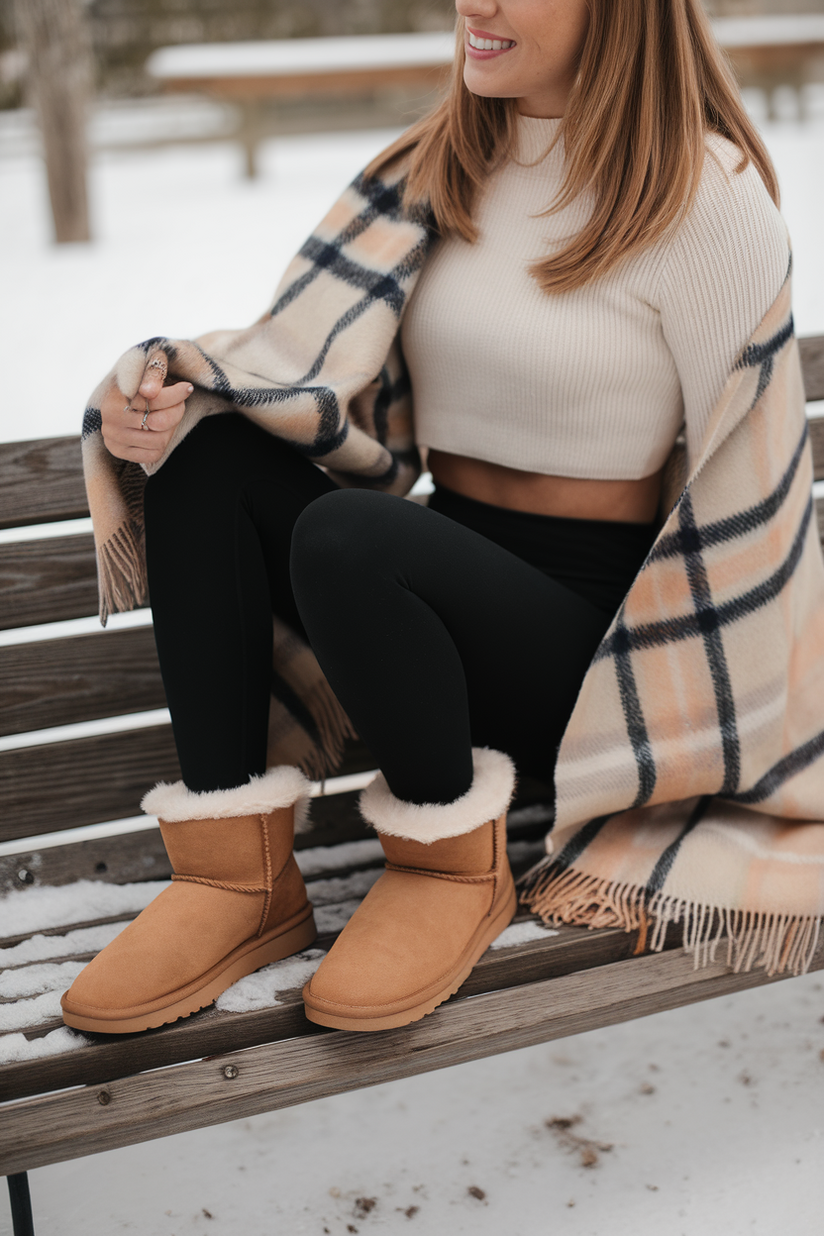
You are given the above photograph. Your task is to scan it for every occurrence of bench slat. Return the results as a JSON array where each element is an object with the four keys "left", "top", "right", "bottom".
[
  {"left": 0, "top": 726, "right": 180, "bottom": 840},
  {"left": 809, "top": 416, "right": 824, "bottom": 480},
  {"left": 0, "top": 729, "right": 433, "bottom": 845},
  {"left": 0, "top": 437, "right": 88, "bottom": 530},
  {"left": 0, "top": 534, "right": 98, "bottom": 630},
  {"left": 800, "top": 335, "right": 824, "bottom": 403},
  {"left": 0, "top": 627, "right": 163, "bottom": 736},
  {"left": 4, "top": 941, "right": 819, "bottom": 1175},
  {"left": 1, "top": 473, "right": 822, "bottom": 634},
  {"left": 165, "top": 64, "right": 450, "bottom": 100},
  {"left": 0, "top": 924, "right": 664, "bottom": 1105}
]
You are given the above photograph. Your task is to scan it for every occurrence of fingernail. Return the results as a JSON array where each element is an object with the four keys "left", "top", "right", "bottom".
[{"left": 186, "top": 384, "right": 194, "bottom": 393}]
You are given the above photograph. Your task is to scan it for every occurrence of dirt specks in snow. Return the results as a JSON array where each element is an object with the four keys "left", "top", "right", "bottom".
[
  {"left": 639, "top": 1082, "right": 656, "bottom": 1095},
  {"left": 467, "top": 1185, "right": 486, "bottom": 1201},
  {"left": 201, "top": 1208, "right": 213, "bottom": 1219},
  {"left": 546, "top": 1115, "right": 614, "bottom": 1168},
  {"left": 397, "top": 1205, "right": 419, "bottom": 1218},
  {"left": 353, "top": 1197, "right": 376, "bottom": 1218}
]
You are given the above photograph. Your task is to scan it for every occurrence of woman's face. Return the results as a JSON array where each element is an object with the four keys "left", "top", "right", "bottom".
[{"left": 455, "top": 0, "right": 591, "bottom": 118}]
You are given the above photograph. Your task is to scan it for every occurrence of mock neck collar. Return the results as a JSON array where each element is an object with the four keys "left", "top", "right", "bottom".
[{"left": 514, "top": 113, "right": 564, "bottom": 164}]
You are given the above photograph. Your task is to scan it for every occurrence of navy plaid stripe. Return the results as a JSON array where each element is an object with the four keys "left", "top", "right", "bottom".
[
  {"left": 294, "top": 233, "right": 433, "bottom": 386},
  {"left": 595, "top": 492, "right": 814, "bottom": 661},
  {"left": 736, "top": 315, "right": 794, "bottom": 373},
  {"left": 678, "top": 491, "right": 741, "bottom": 794},
  {"left": 270, "top": 175, "right": 429, "bottom": 320},
  {"left": 650, "top": 419, "right": 809, "bottom": 562},
  {"left": 727, "top": 728, "right": 824, "bottom": 805},
  {"left": 373, "top": 366, "right": 412, "bottom": 446},
  {"left": 736, "top": 315, "right": 794, "bottom": 409},
  {"left": 297, "top": 236, "right": 409, "bottom": 315},
  {"left": 645, "top": 796, "right": 711, "bottom": 894},
  {"left": 82, "top": 407, "right": 102, "bottom": 440},
  {"left": 553, "top": 814, "right": 615, "bottom": 870},
  {"left": 610, "top": 615, "right": 658, "bottom": 807}
]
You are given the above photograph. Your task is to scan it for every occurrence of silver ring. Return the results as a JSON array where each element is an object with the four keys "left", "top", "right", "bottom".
[
  {"left": 147, "top": 357, "right": 165, "bottom": 371},
  {"left": 141, "top": 397, "right": 150, "bottom": 430},
  {"left": 123, "top": 403, "right": 134, "bottom": 416}
]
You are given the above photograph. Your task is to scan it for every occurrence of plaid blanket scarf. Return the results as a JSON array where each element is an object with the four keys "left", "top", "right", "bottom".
[{"left": 82, "top": 162, "right": 824, "bottom": 977}]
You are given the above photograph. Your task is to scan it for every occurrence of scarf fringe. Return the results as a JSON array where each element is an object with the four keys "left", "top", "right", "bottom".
[
  {"left": 97, "top": 521, "right": 147, "bottom": 625},
  {"left": 519, "top": 859, "right": 822, "bottom": 978},
  {"left": 301, "top": 678, "right": 358, "bottom": 780}
]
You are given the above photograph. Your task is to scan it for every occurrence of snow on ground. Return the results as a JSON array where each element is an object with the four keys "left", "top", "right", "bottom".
[
  {"left": 15, "top": 972, "right": 824, "bottom": 1236},
  {"left": 2, "top": 95, "right": 824, "bottom": 1235}
]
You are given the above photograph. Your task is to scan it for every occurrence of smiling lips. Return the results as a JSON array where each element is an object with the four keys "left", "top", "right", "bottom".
[{"left": 466, "top": 27, "right": 517, "bottom": 58}]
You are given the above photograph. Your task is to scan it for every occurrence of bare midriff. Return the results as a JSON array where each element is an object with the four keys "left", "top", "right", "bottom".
[{"left": 427, "top": 449, "right": 663, "bottom": 525}]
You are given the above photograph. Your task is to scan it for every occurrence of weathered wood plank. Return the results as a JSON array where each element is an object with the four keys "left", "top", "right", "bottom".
[
  {"left": 4, "top": 942, "right": 820, "bottom": 1175},
  {"left": 809, "top": 415, "right": 824, "bottom": 481},
  {"left": 0, "top": 921, "right": 633, "bottom": 1103},
  {"left": 164, "top": 63, "right": 450, "bottom": 100},
  {"left": 0, "top": 626, "right": 164, "bottom": 736},
  {"left": 0, "top": 533, "right": 98, "bottom": 630},
  {"left": 800, "top": 335, "right": 824, "bottom": 403},
  {"left": 0, "top": 726, "right": 181, "bottom": 840},
  {"left": 0, "top": 437, "right": 88, "bottom": 530},
  {"left": 0, "top": 733, "right": 377, "bottom": 843}
]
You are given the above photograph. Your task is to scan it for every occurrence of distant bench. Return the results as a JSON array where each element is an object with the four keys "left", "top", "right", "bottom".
[
  {"left": 146, "top": 18, "right": 824, "bottom": 177},
  {"left": 147, "top": 31, "right": 455, "bottom": 177}
]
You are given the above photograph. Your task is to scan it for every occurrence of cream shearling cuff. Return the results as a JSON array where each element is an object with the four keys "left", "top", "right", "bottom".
[
  {"left": 141, "top": 765, "right": 312, "bottom": 827},
  {"left": 359, "top": 747, "right": 516, "bottom": 844}
]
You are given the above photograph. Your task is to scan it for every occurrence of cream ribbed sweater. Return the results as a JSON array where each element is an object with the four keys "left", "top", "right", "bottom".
[{"left": 401, "top": 115, "right": 790, "bottom": 480}]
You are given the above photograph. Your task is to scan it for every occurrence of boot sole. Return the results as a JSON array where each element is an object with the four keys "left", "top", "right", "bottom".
[
  {"left": 302, "top": 876, "right": 517, "bottom": 1033},
  {"left": 62, "top": 908, "right": 317, "bottom": 1035}
]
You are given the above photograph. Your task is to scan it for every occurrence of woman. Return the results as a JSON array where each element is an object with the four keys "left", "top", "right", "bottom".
[{"left": 62, "top": 0, "right": 791, "bottom": 1034}]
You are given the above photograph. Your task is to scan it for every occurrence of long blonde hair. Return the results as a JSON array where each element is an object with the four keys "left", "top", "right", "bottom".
[{"left": 366, "top": 0, "right": 779, "bottom": 293}]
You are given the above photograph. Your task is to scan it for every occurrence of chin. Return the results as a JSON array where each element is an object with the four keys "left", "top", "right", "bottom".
[{"left": 463, "top": 65, "right": 511, "bottom": 100}]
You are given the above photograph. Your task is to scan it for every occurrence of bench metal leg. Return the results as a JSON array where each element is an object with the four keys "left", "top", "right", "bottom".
[{"left": 7, "top": 1174, "right": 35, "bottom": 1236}]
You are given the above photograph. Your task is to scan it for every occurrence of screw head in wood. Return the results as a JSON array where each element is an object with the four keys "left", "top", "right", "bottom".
[
  {"left": 223, "top": 1065, "right": 239, "bottom": 1080},
  {"left": 97, "top": 1090, "right": 112, "bottom": 1105}
]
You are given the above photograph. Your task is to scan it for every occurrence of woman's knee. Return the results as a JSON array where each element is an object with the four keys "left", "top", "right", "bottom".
[{"left": 290, "top": 489, "right": 407, "bottom": 586}]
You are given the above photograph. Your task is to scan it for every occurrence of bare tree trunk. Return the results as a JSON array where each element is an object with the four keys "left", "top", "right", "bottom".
[{"left": 16, "top": 0, "right": 93, "bottom": 243}]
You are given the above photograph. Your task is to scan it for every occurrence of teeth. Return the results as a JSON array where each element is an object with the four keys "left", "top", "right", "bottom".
[{"left": 468, "top": 32, "right": 514, "bottom": 50}]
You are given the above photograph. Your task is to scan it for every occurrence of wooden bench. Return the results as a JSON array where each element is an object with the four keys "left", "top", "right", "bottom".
[
  {"left": 146, "top": 32, "right": 455, "bottom": 178},
  {"left": 146, "top": 19, "right": 824, "bottom": 177},
  {"left": 2, "top": 334, "right": 824, "bottom": 1234}
]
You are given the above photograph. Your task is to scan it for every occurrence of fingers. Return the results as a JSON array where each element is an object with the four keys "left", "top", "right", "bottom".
[
  {"left": 137, "top": 351, "right": 169, "bottom": 402},
  {"left": 101, "top": 374, "right": 193, "bottom": 463},
  {"left": 146, "top": 381, "right": 193, "bottom": 411}
]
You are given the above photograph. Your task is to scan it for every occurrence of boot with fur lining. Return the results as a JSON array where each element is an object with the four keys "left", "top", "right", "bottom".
[
  {"left": 302, "top": 748, "right": 517, "bottom": 1032},
  {"left": 61, "top": 766, "right": 316, "bottom": 1034}
]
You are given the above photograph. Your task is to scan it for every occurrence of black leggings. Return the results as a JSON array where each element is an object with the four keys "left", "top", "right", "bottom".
[{"left": 143, "top": 414, "right": 656, "bottom": 804}]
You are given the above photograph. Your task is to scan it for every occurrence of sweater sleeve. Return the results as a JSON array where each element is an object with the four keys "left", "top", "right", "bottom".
[{"left": 657, "top": 135, "right": 789, "bottom": 470}]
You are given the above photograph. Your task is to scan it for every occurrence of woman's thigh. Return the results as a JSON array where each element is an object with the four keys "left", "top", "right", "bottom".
[
  {"left": 144, "top": 412, "right": 337, "bottom": 634},
  {"left": 291, "top": 489, "right": 613, "bottom": 786}
]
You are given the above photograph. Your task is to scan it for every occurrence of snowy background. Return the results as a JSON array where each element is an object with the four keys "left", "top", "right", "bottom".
[{"left": 2, "top": 87, "right": 824, "bottom": 1235}]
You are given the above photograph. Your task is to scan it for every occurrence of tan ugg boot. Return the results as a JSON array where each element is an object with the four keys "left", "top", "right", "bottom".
[
  {"left": 302, "top": 748, "right": 517, "bottom": 1032},
  {"left": 61, "top": 766, "right": 316, "bottom": 1034}
]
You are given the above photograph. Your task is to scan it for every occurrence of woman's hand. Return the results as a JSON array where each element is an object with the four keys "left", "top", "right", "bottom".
[{"left": 101, "top": 358, "right": 194, "bottom": 464}]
